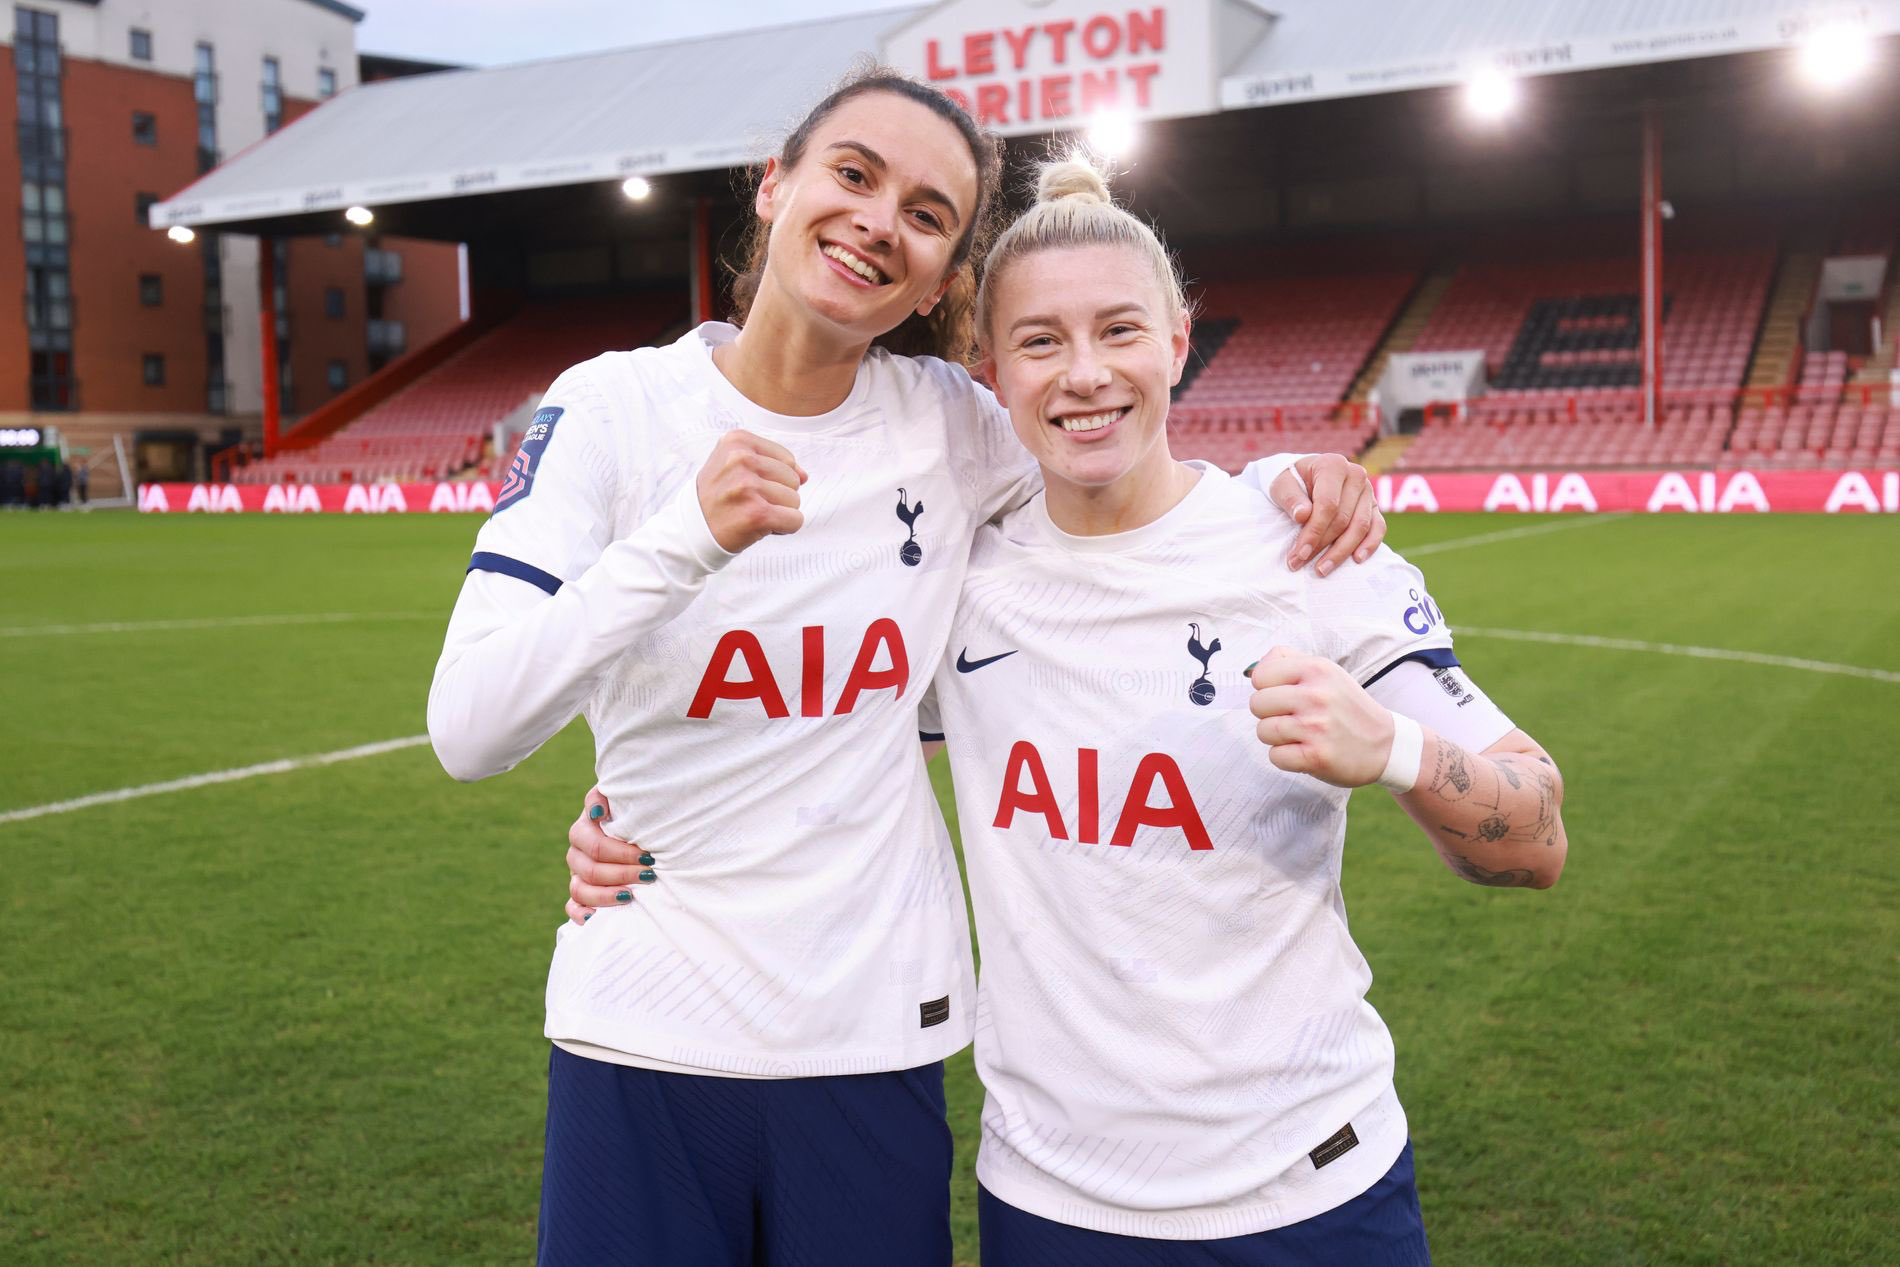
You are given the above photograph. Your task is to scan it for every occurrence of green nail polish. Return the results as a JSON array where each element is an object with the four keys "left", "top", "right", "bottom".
[
  {"left": 639, "top": 870, "right": 657, "bottom": 884},
  {"left": 614, "top": 890, "right": 632, "bottom": 904},
  {"left": 588, "top": 804, "right": 604, "bottom": 820},
  {"left": 1244, "top": 661, "right": 1257, "bottom": 675},
  {"left": 639, "top": 853, "right": 655, "bottom": 866},
  {"left": 583, "top": 912, "right": 593, "bottom": 923}
]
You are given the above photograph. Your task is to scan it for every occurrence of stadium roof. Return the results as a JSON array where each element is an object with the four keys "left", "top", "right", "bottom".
[{"left": 152, "top": 0, "right": 1900, "bottom": 232}]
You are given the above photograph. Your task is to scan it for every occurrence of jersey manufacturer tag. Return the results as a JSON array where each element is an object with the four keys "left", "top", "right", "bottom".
[
  {"left": 919, "top": 996, "right": 950, "bottom": 1028},
  {"left": 496, "top": 406, "right": 563, "bottom": 513},
  {"left": 1309, "top": 1122, "right": 1359, "bottom": 1169}
]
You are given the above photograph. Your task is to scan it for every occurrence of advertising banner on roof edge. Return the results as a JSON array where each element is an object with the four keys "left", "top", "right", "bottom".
[
  {"left": 883, "top": 0, "right": 1274, "bottom": 134},
  {"left": 1221, "top": 2, "right": 1900, "bottom": 110},
  {"left": 134, "top": 471, "right": 1900, "bottom": 515}
]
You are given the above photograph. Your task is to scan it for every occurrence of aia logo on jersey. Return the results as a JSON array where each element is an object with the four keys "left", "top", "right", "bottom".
[
  {"left": 895, "top": 487, "right": 924, "bottom": 566},
  {"left": 687, "top": 620, "right": 909, "bottom": 718},
  {"left": 994, "top": 742, "right": 1213, "bottom": 852},
  {"left": 496, "top": 407, "right": 563, "bottom": 513},
  {"left": 1187, "top": 622, "right": 1221, "bottom": 705}
]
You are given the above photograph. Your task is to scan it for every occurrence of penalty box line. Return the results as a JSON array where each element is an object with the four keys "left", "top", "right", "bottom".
[{"left": 0, "top": 736, "right": 432, "bottom": 827}]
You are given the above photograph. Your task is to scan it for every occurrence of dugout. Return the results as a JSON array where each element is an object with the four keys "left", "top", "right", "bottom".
[{"left": 146, "top": 0, "right": 1900, "bottom": 464}]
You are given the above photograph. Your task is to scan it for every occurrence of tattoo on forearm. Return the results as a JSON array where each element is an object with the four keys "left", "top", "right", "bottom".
[
  {"left": 1429, "top": 744, "right": 1473, "bottom": 798},
  {"left": 1477, "top": 815, "right": 1510, "bottom": 843},
  {"left": 1446, "top": 853, "right": 1537, "bottom": 887}
]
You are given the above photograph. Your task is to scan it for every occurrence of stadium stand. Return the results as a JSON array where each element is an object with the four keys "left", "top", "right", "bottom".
[
  {"left": 1166, "top": 272, "right": 1412, "bottom": 470},
  {"left": 1411, "top": 250, "right": 1771, "bottom": 394},
  {"left": 1173, "top": 273, "right": 1416, "bottom": 415},
  {"left": 231, "top": 295, "right": 678, "bottom": 484}
]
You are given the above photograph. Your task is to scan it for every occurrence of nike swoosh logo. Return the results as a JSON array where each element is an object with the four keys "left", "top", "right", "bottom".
[{"left": 956, "top": 648, "right": 1018, "bottom": 673}]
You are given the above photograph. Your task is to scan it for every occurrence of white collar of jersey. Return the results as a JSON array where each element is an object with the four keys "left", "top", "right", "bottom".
[
  {"left": 689, "top": 322, "right": 877, "bottom": 433},
  {"left": 1031, "top": 460, "right": 1224, "bottom": 554}
]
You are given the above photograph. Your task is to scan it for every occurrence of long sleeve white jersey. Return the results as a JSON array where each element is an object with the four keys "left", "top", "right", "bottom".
[
  {"left": 924, "top": 465, "right": 1514, "bottom": 1238},
  {"left": 430, "top": 323, "right": 1036, "bottom": 1076}
]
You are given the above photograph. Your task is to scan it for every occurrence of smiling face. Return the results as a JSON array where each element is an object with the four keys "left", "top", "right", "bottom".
[
  {"left": 753, "top": 91, "right": 980, "bottom": 350},
  {"left": 982, "top": 243, "right": 1190, "bottom": 505}
]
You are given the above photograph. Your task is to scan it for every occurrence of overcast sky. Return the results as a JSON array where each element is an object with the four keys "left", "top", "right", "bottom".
[{"left": 354, "top": 0, "right": 913, "bottom": 68}]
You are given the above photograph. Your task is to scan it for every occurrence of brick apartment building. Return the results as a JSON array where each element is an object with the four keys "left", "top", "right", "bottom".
[{"left": 1, "top": 0, "right": 460, "bottom": 489}]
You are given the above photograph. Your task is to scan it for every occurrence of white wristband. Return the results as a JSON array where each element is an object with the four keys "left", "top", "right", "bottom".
[{"left": 1378, "top": 713, "right": 1424, "bottom": 794}]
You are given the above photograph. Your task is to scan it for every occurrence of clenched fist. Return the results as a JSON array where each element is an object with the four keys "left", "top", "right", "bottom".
[
  {"left": 1247, "top": 646, "right": 1396, "bottom": 788},
  {"left": 697, "top": 430, "right": 807, "bottom": 553}
]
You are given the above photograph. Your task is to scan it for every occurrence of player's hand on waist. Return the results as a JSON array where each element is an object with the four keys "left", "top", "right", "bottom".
[
  {"left": 697, "top": 430, "right": 808, "bottom": 553},
  {"left": 1247, "top": 646, "right": 1395, "bottom": 788},
  {"left": 565, "top": 787, "right": 657, "bottom": 925}
]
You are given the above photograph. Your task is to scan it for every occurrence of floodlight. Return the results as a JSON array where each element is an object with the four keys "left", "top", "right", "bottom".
[
  {"left": 621, "top": 176, "right": 653, "bottom": 201},
  {"left": 1086, "top": 112, "right": 1138, "bottom": 158},
  {"left": 166, "top": 224, "right": 196, "bottom": 244},
  {"left": 1796, "top": 25, "right": 1874, "bottom": 92},
  {"left": 344, "top": 205, "right": 374, "bottom": 226},
  {"left": 1464, "top": 70, "right": 1520, "bottom": 122}
]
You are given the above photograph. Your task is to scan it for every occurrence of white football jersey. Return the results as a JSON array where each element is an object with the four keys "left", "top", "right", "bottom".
[
  {"left": 928, "top": 464, "right": 1505, "bottom": 1238},
  {"left": 436, "top": 323, "right": 1034, "bottom": 1076}
]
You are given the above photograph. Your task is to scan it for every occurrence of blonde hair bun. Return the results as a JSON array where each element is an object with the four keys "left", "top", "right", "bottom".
[{"left": 1036, "top": 158, "right": 1111, "bottom": 205}]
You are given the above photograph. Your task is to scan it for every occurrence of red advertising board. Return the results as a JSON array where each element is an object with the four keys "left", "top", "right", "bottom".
[
  {"left": 135, "top": 471, "right": 1900, "bottom": 516},
  {"left": 138, "top": 482, "right": 504, "bottom": 514}
]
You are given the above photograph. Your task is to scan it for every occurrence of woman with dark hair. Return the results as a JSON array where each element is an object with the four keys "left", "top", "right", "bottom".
[{"left": 429, "top": 69, "right": 1383, "bottom": 1266}]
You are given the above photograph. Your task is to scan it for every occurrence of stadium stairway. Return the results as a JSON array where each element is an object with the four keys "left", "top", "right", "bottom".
[
  {"left": 1357, "top": 433, "right": 1414, "bottom": 475},
  {"left": 1745, "top": 248, "right": 1823, "bottom": 390},
  {"left": 1346, "top": 265, "right": 1458, "bottom": 404},
  {"left": 1850, "top": 274, "right": 1900, "bottom": 390}
]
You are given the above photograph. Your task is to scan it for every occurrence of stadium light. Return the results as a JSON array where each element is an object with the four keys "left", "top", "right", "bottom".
[
  {"left": 166, "top": 224, "right": 196, "bottom": 244},
  {"left": 1796, "top": 25, "right": 1875, "bottom": 92},
  {"left": 1463, "top": 70, "right": 1521, "bottom": 123},
  {"left": 344, "top": 205, "right": 374, "bottom": 226},
  {"left": 1086, "top": 112, "right": 1138, "bottom": 159},
  {"left": 621, "top": 176, "right": 653, "bottom": 201}
]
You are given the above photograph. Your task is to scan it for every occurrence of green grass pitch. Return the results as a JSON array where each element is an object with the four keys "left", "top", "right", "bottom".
[{"left": 2, "top": 509, "right": 1897, "bottom": 1265}]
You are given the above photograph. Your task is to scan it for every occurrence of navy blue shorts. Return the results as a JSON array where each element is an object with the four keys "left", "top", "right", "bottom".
[
  {"left": 537, "top": 1044, "right": 953, "bottom": 1267},
  {"left": 978, "top": 1140, "right": 1430, "bottom": 1266}
]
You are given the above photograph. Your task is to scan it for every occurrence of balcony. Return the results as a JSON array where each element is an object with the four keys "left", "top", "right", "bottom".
[
  {"left": 367, "top": 319, "right": 407, "bottom": 357},
  {"left": 364, "top": 249, "right": 403, "bottom": 286}
]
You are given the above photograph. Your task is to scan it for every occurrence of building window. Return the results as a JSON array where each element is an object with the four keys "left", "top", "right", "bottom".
[
  {"left": 135, "top": 191, "right": 157, "bottom": 225},
  {"left": 194, "top": 43, "right": 219, "bottom": 172},
  {"left": 129, "top": 27, "right": 152, "bottom": 61},
  {"left": 139, "top": 273, "right": 162, "bottom": 306},
  {"left": 262, "top": 56, "right": 283, "bottom": 133},
  {"left": 132, "top": 111, "right": 157, "bottom": 146},
  {"left": 324, "top": 287, "right": 345, "bottom": 318},
  {"left": 318, "top": 68, "right": 337, "bottom": 98},
  {"left": 20, "top": 5, "right": 76, "bottom": 410},
  {"left": 327, "top": 360, "right": 347, "bottom": 391},
  {"left": 142, "top": 354, "right": 166, "bottom": 386}
]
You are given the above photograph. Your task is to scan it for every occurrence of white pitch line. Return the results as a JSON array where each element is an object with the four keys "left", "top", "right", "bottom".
[
  {"left": 1458, "top": 627, "right": 1900, "bottom": 684},
  {"left": 1404, "top": 513, "right": 1629, "bottom": 557},
  {"left": 0, "top": 612, "right": 439, "bottom": 638},
  {"left": 0, "top": 735, "right": 432, "bottom": 826}
]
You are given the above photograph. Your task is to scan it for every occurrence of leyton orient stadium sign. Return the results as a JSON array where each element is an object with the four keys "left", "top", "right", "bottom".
[
  {"left": 883, "top": 0, "right": 1274, "bottom": 133},
  {"left": 136, "top": 472, "right": 1900, "bottom": 515}
]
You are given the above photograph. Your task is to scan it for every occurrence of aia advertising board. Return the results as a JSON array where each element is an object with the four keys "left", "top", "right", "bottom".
[{"left": 137, "top": 471, "right": 1900, "bottom": 515}]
